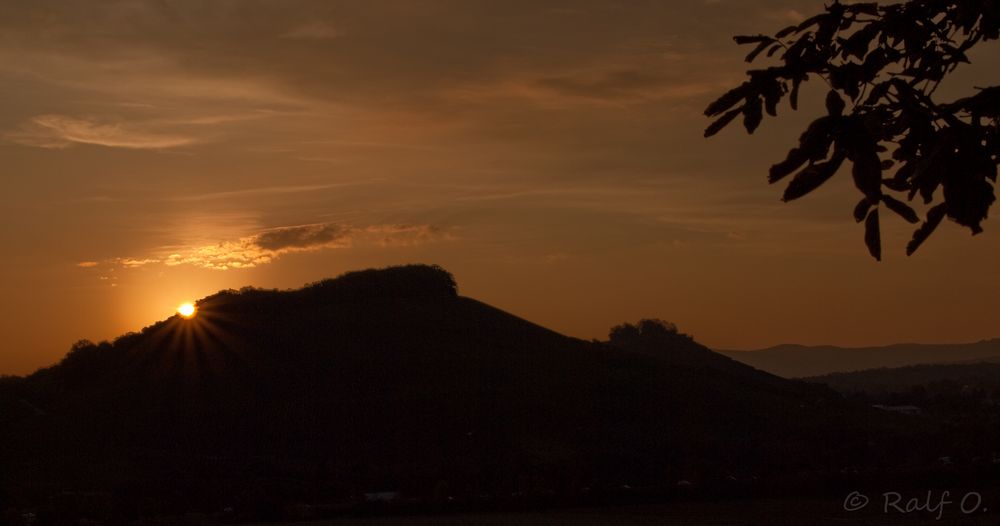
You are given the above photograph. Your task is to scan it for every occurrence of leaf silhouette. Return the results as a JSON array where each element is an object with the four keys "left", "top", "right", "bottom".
[
  {"left": 881, "top": 195, "right": 920, "bottom": 224},
  {"left": 782, "top": 152, "right": 846, "bottom": 201},
  {"left": 746, "top": 40, "right": 773, "bottom": 62},
  {"left": 790, "top": 78, "right": 802, "bottom": 110},
  {"left": 743, "top": 97, "right": 764, "bottom": 134},
  {"left": 769, "top": 148, "right": 809, "bottom": 183},
  {"left": 864, "top": 209, "right": 882, "bottom": 261},
  {"left": 852, "top": 149, "right": 882, "bottom": 202},
  {"left": 853, "top": 198, "right": 872, "bottom": 223},
  {"left": 733, "top": 34, "right": 774, "bottom": 45},
  {"left": 842, "top": 23, "right": 878, "bottom": 59},
  {"left": 762, "top": 80, "right": 783, "bottom": 116},
  {"left": 704, "top": 83, "right": 750, "bottom": 117},
  {"left": 906, "top": 203, "right": 947, "bottom": 255},
  {"left": 798, "top": 116, "right": 835, "bottom": 162},
  {"left": 704, "top": 107, "right": 743, "bottom": 138},
  {"left": 825, "top": 90, "right": 845, "bottom": 116}
]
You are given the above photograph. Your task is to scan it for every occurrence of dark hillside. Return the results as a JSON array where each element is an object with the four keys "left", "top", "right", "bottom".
[{"left": 0, "top": 265, "right": 913, "bottom": 520}]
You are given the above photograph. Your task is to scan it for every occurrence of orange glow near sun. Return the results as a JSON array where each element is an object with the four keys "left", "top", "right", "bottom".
[{"left": 177, "top": 302, "right": 197, "bottom": 318}]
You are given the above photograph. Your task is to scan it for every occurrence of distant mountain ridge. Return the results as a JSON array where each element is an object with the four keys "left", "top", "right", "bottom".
[{"left": 719, "top": 340, "right": 1000, "bottom": 378}]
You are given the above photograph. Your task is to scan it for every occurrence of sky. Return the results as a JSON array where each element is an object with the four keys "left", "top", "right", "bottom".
[{"left": 2, "top": 0, "right": 999, "bottom": 375}]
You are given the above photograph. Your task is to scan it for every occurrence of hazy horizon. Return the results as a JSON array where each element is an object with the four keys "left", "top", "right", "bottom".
[{"left": 3, "top": 0, "right": 1000, "bottom": 375}]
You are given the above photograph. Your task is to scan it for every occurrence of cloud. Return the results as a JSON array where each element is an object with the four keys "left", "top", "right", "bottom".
[
  {"left": 255, "top": 223, "right": 349, "bottom": 251},
  {"left": 85, "top": 222, "right": 448, "bottom": 272},
  {"left": 156, "top": 223, "right": 354, "bottom": 270},
  {"left": 0, "top": 1, "right": 750, "bottom": 115},
  {"left": 162, "top": 237, "right": 278, "bottom": 270},
  {"left": 167, "top": 183, "right": 360, "bottom": 203},
  {"left": 447, "top": 63, "right": 736, "bottom": 109},
  {"left": 8, "top": 115, "right": 195, "bottom": 149},
  {"left": 119, "top": 258, "right": 161, "bottom": 268},
  {"left": 76, "top": 261, "right": 98, "bottom": 268}
]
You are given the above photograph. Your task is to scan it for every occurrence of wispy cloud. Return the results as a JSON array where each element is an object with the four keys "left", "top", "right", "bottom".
[
  {"left": 8, "top": 114, "right": 195, "bottom": 149},
  {"left": 84, "top": 222, "right": 449, "bottom": 272},
  {"left": 167, "top": 182, "right": 363, "bottom": 202},
  {"left": 450, "top": 67, "right": 733, "bottom": 108},
  {"left": 119, "top": 258, "right": 162, "bottom": 268}
]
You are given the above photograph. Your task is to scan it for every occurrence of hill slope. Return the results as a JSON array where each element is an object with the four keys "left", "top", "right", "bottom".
[
  {"left": 803, "top": 362, "right": 1000, "bottom": 467},
  {"left": 720, "top": 340, "right": 1000, "bottom": 378},
  {"left": 0, "top": 265, "right": 908, "bottom": 517}
]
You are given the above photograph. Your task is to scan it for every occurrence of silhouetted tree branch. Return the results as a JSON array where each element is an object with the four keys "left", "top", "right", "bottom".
[{"left": 706, "top": 0, "right": 999, "bottom": 259}]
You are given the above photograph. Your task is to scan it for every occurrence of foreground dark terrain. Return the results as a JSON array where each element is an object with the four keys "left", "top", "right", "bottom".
[
  {"left": 261, "top": 498, "right": 1000, "bottom": 526},
  {"left": 0, "top": 265, "right": 996, "bottom": 524}
]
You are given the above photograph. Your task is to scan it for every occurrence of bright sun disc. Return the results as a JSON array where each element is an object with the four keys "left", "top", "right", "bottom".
[{"left": 177, "top": 302, "right": 197, "bottom": 318}]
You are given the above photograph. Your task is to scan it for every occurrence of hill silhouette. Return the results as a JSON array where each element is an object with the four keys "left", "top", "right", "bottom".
[
  {"left": 0, "top": 265, "right": 915, "bottom": 520},
  {"left": 806, "top": 362, "right": 1000, "bottom": 399},
  {"left": 720, "top": 340, "right": 1000, "bottom": 378},
  {"left": 805, "top": 361, "right": 1000, "bottom": 469}
]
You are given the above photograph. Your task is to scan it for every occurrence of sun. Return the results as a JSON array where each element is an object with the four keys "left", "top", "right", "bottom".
[{"left": 177, "top": 302, "right": 197, "bottom": 319}]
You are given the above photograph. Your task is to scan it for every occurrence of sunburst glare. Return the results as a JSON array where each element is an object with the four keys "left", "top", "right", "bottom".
[{"left": 177, "top": 302, "right": 197, "bottom": 318}]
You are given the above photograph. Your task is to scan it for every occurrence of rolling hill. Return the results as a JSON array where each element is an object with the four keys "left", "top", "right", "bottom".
[{"left": 0, "top": 265, "right": 914, "bottom": 520}]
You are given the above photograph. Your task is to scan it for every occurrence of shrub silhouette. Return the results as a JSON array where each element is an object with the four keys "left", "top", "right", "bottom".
[{"left": 609, "top": 319, "right": 689, "bottom": 346}]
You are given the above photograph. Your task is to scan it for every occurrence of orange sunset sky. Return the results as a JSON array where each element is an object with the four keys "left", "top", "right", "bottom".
[{"left": 2, "top": 0, "right": 999, "bottom": 375}]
